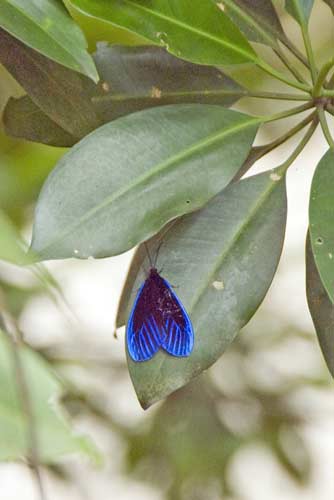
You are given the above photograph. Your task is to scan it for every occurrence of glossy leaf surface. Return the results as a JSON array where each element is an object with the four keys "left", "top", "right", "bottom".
[
  {"left": 31, "top": 105, "right": 259, "bottom": 260},
  {"left": 69, "top": 0, "right": 257, "bottom": 65},
  {"left": 0, "top": 0, "right": 98, "bottom": 81}
]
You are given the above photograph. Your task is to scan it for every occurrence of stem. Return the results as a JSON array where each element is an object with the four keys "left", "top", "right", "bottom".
[
  {"left": 256, "top": 59, "right": 312, "bottom": 92},
  {"left": 300, "top": 22, "right": 317, "bottom": 84},
  {"left": 274, "top": 47, "right": 309, "bottom": 85},
  {"left": 313, "top": 58, "right": 334, "bottom": 96},
  {"left": 278, "top": 117, "right": 319, "bottom": 174},
  {"left": 235, "top": 110, "right": 317, "bottom": 180},
  {"left": 261, "top": 101, "right": 315, "bottom": 123},
  {"left": 1, "top": 315, "right": 47, "bottom": 500},
  {"left": 281, "top": 37, "right": 310, "bottom": 69},
  {"left": 317, "top": 106, "right": 334, "bottom": 150},
  {"left": 245, "top": 90, "right": 309, "bottom": 101}
]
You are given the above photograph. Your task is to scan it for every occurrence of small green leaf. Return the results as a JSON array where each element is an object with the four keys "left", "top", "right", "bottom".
[
  {"left": 69, "top": 0, "right": 257, "bottom": 65},
  {"left": 306, "top": 232, "right": 334, "bottom": 377},
  {"left": 309, "top": 150, "right": 334, "bottom": 303},
  {"left": 0, "top": 330, "right": 100, "bottom": 463},
  {"left": 3, "top": 43, "right": 246, "bottom": 147},
  {"left": 4, "top": 96, "right": 76, "bottom": 147},
  {"left": 31, "top": 105, "right": 260, "bottom": 261},
  {"left": 285, "top": 0, "right": 314, "bottom": 25},
  {"left": 0, "top": 0, "right": 98, "bottom": 81},
  {"left": 0, "top": 211, "right": 31, "bottom": 265},
  {"left": 118, "top": 169, "right": 287, "bottom": 408},
  {"left": 217, "top": 0, "right": 286, "bottom": 47},
  {"left": 0, "top": 28, "right": 100, "bottom": 139}
]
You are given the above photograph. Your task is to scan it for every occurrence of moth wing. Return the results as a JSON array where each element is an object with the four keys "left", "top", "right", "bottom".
[
  {"left": 126, "top": 284, "right": 162, "bottom": 362},
  {"left": 161, "top": 281, "right": 194, "bottom": 357}
]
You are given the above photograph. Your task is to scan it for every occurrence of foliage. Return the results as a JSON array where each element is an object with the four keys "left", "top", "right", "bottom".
[{"left": 0, "top": 0, "right": 333, "bottom": 487}]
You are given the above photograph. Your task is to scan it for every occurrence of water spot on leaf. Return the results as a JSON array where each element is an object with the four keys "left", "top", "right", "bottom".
[
  {"left": 329, "top": 253, "right": 333, "bottom": 259},
  {"left": 315, "top": 237, "right": 324, "bottom": 245}
]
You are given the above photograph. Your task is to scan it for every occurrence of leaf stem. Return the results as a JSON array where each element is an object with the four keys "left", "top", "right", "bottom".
[
  {"left": 235, "top": 110, "right": 317, "bottom": 179},
  {"left": 313, "top": 58, "right": 334, "bottom": 96},
  {"left": 317, "top": 106, "right": 334, "bottom": 150},
  {"left": 281, "top": 37, "right": 310, "bottom": 69},
  {"left": 278, "top": 117, "right": 319, "bottom": 173},
  {"left": 274, "top": 47, "right": 309, "bottom": 85},
  {"left": 261, "top": 101, "right": 314, "bottom": 123},
  {"left": 256, "top": 59, "right": 312, "bottom": 93},
  {"left": 300, "top": 22, "right": 317, "bottom": 84}
]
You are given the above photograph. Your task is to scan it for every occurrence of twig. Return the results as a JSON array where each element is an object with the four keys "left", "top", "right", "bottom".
[{"left": 0, "top": 313, "right": 47, "bottom": 500}]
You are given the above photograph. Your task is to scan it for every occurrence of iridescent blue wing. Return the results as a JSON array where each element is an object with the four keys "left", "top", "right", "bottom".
[
  {"left": 126, "top": 270, "right": 194, "bottom": 362},
  {"left": 126, "top": 283, "right": 162, "bottom": 362},
  {"left": 160, "top": 279, "right": 194, "bottom": 357}
]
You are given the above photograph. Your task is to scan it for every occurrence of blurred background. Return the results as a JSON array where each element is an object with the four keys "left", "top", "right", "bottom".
[{"left": 0, "top": 1, "right": 333, "bottom": 499}]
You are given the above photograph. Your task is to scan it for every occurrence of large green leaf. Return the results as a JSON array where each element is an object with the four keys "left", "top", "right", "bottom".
[
  {"left": 309, "top": 150, "right": 334, "bottom": 303},
  {"left": 216, "top": 0, "right": 286, "bottom": 47},
  {"left": 31, "top": 105, "right": 260, "bottom": 261},
  {"left": 285, "top": 0, "right": 314, "bottom": 25},
  {"left": 306, "top": 232, "right": 334, "bottom": 377},
  {"left": 3, "top": 44, "right": 246, "bottom": 147},
  {"left": 0, "top": 28, "right": 100, "bottom": 139},
  {"left": 0, "top": 0, "right": 98, "bottom": 81},
  {"left": 69, "top": 0, "right": 257, "bottom": 65},
  {"left": 0, "top": 330, "right": 99, "bottom": 463},
  {"left": 117, "top": 169, "right": 287, "bottom": 408}
]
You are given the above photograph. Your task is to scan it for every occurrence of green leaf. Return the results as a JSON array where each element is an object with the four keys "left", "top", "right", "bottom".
[
  {"left": 0, "top": 0, "right": 98, "bottom": 81},
  {"left": 69, "top": 0, "right": 257, "bottom": 65},
  {"left": 0, "top": 211, "right": 31, "bottom": 265},
  {"left": 306, "top": 232, "right": 334, "bottom": 377},
  {"left": 0, "top": 330, "right": 100, "bottom": 463},
  {"left": 0, "top": 28, "right": 100, "bottom": 139},
  {"left": 3, "top": 96, "right": 76, "bottom": 147},
  {"left": 31, "top": 105, "right": 260, "bottom": 261},
  {"left": 3, "top": 43, "right": 246, "bottom": 147},
  {"left": 117, "top": 169, "right": 287, "bottom": 408},
  {"left": 216, "top": 0, "right": 286, "bottom": 47},
  {"left": 285, "top": 0, "right": 314, "bottom": 25},
  {"left": 309, "top": 150, "right": 334, "bottom": 304}
]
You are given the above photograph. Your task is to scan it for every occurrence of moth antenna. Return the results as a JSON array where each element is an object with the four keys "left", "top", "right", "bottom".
[
  {"left": 153, "top": 239, "right": 164, "bottom": 268},
  {"left": 144, "top": 242, "right": 154, "bottom": 268}
]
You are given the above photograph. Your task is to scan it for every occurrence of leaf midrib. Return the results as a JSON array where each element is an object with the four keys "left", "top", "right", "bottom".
[
  {"left": 35, "top": 115, "right": 260, "bottom": 256},
  {"left": 188, "top": 174, "right": 285, "bottom": 312}
]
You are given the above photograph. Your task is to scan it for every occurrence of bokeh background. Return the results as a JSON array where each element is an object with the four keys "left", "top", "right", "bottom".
[{"left": 0, "top": 1, "right": 333, "bottom": 499}]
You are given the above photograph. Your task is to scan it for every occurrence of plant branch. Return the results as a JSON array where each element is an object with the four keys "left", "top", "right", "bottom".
[
  {"left": 280, "top": 37, "right": 310, "bottom": 69},
  {"left": 317, "top": 106, "right": 334, "bottom": 150},
  {"left": 234, "top": 110, "right": 317, "bottom": 180},
  {"left": 0, "top": 313, "right": 47, "bottom": 500},
  {"left": 278, "top": 117, "right": 318, "bottom": 174},
  {"left": 256, "top": 59, "right": 312, "bottom": 92},
  {"left": 261, "top": 101, "right": 314, "bottom": 123},
  {"left": 274, "top": 47, "right": 309, "bottom": 85},
  {"left": 300, "top": 22, "right": 317, "bottom": 84},
  {"left": 313, "top": 58, "right": 334, "bottom": 96}
]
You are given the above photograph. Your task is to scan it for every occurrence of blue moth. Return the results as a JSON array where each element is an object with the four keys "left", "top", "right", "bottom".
[{"left": 126, "top": 267, "right": 194, "bottom": 362}]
